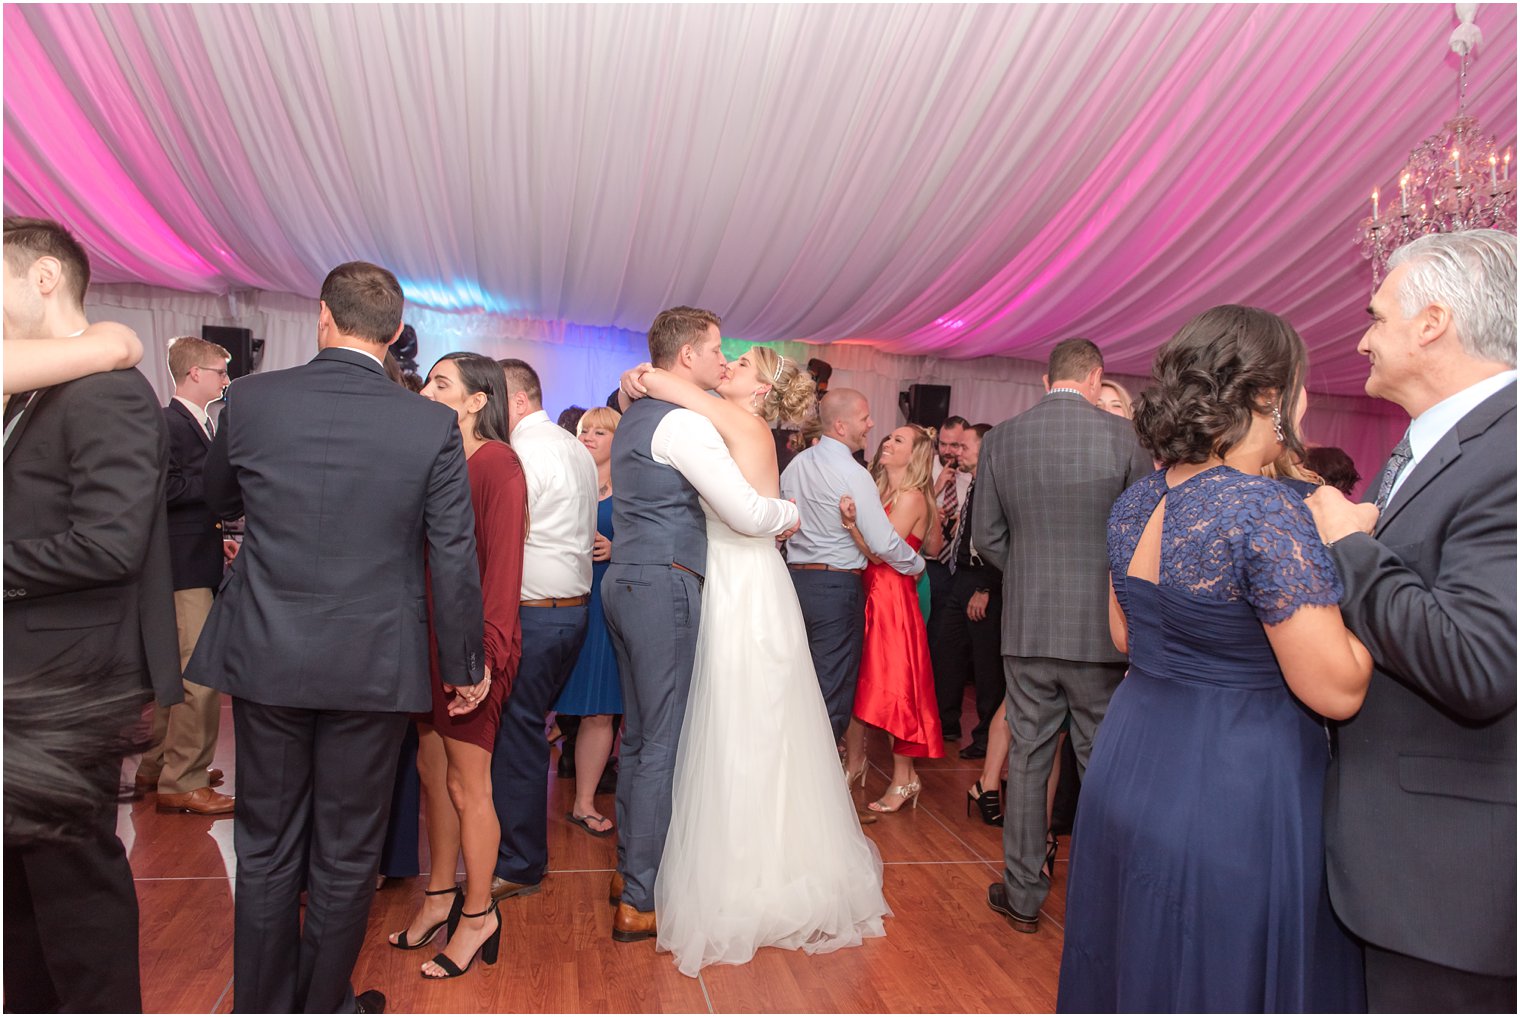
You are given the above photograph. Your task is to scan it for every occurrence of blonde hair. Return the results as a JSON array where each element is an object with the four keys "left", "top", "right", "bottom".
[
  {"left": 1100, "top": 379, "right": 1134, "bottom": 418},
  {"left": 869, "top": 424, "right": 938, "bottom": 534},
  {"left": 577, "top": 405, "right": 622, "bottom": 435},
  {"left": 745, "top": 347, "right": 817, "bottom": 426},
  {"left": 167, "top": 335, "right": 230, "bottom": 383}
]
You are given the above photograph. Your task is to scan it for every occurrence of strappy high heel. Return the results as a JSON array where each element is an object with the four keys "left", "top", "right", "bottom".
[
  {"left": 868, "top": 779, "right": 922, "bottom": 813},
  {"left": 966, "top": 780, "right": 1003, "bottom": 826},
  {"left": 1043, "top": 833, "right": 1059, "bottom": 881},
  {"left": 388, "top": 884, "right": 463, "bottom": 950},
  {"left": 423, "top": 900, "right": 501, "bottom": 979},
  {"left": 843, "top": 760, "right": 868, "bottom": 788}
]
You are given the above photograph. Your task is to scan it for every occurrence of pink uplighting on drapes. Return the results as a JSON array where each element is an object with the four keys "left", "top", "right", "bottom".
[{"left": 3, "top": 4, "right": 1516, "bottom": 398}]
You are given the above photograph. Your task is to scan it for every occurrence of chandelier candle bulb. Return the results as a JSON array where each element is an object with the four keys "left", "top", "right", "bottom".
[
  {"left": 1400, "top": 175, "right": 1409, "bottom": 211},
  {"left": 1372, "top": 189, "right": 1379, "bottom": 219},
  {"left": 1453, "top": 149, "right": 1461, "bottom": 183},
  {"left": 1492, "top": 155, "right": 1499, "bottom": 189},
  {"left": 1505, "top": 151, "right": 1511, "bottom": 181}
]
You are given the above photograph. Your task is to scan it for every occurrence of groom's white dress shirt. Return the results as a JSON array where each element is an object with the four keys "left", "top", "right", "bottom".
[{"left": 650, "top": 409, "right": 798, "bottom": 538}]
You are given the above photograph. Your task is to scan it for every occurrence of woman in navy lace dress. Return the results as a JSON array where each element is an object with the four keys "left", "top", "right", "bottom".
[{"left": 1057, "top": 306, "right": 1374, "bottom": 1012}]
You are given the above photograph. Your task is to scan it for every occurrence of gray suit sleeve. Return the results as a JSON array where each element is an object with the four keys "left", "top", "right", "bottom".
[
  {"left": 424, "top": 419, "right": 486, "bottom": 687},
  {"left": 971, "top": 452, "right": 1010, "bottom": 574},
  {"left": 1332, "top": 475, "right": 1517, "bottom": 720}
]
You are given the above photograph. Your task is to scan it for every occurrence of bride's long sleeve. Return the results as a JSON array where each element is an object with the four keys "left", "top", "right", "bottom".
[{"left": 653, "top": 410, "right": 798, "bottom": 538}]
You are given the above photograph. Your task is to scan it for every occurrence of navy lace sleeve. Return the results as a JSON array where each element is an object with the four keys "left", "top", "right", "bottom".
[
  {"left": 1106, "top": 472, "right": 1165, "bottom": 613},
  {"left": 1241, "top": 481, "right": 1344, "bottom": 625}
]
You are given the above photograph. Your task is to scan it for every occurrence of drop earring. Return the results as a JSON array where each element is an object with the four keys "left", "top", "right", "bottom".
[{"left": 1271, "top": 406, "right": 1284, "bottom": 443}]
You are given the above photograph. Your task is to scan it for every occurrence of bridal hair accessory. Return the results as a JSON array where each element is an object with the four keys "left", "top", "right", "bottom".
[
  {"left": 772, "top": 356, "right": 787, "bottom": 384},
  {"left": 1271, "top": 406, "right": 1284, "bottom": 443}
]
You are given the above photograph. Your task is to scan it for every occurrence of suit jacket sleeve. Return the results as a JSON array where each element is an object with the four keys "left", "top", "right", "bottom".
[
  {"left": 971, "top": 450, "right": 1010, "bottom": 574},
  {"left": 202, "top": 392, "right": 243, "bottom": 520},
  {"left": 425, "top": 421, "right": 486, "bottom": 687},
  {"left": 4, "top": 372, "right": 168, "bottom": 597},
  {"left": 163, "top": 412, "right": 205, "bottom": 508},
  {"left": 1331, "top": 472, "right": 1518, "bottom": 720}
]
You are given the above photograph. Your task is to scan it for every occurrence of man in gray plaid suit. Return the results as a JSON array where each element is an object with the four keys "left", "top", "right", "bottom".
[{"left": 971, "top": 337, "right": 1152, "bottom": 933}]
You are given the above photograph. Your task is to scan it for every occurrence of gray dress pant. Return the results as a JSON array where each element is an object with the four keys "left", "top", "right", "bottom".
[
  {"left": 602, "top": 563, "right": 702, "bottom": 913},
  {"left": 1001, "top": 654, "right": 1124, "bottom": 917}
]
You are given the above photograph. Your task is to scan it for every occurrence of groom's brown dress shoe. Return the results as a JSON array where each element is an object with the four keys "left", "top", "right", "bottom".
[
  {"left": 490, "top": 877, "right": 542, "bottom": 902},
  {"left": 986, "top": 882, "right": 1039, "bottom": 933},
  {"left": 155, "top": 786, "right": 235, "bottom": 815},
  {"left": 608, "top": 871, "right": 625, "bottom": 908},
  {"left": 611, "top": 902, "right": 657, "bottom": 943}
]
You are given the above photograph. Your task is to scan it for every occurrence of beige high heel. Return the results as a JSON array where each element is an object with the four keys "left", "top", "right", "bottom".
[
  {"left": 843, "top": 761, "right": 868, "bottom": 788},
  {"left": 868, "top": 779, "right": 922, "bottom": 813}
]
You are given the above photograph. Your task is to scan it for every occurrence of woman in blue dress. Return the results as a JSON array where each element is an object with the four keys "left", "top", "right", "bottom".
[
  {"left": 553, "top": 406, "right": 624, "bottom": 836},
  {"left": 1058, "top": 305, "right": 1374, "bottom": 1012}
]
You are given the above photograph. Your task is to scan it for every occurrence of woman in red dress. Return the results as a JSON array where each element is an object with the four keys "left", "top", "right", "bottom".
[
  {"left": 841, "top": 424, "right": 945, "bottom": 813},
  {"left": 386, "top": 353, "right": 527, "bottom": 980}
]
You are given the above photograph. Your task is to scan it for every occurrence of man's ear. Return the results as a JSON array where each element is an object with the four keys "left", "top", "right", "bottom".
[
  {"left": 32, "top": 256, "right": 64, "bottom": 298},
  {"left": 1416, "top": 302, "right": 1452, "bottom": 349},
  {"left": 1041, "top": 373, "right": 1051, "bottom": 392},
  {"left": 385, "top": 322, "right": 404, "bottom": 347}
]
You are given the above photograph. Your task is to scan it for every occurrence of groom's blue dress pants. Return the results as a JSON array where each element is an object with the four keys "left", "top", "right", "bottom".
[
  {"left": 789, "top": 568, "right": 866, "bottom": 742},
  {"left": 602, "top": 563, "right": 703, "bottom": 913}
]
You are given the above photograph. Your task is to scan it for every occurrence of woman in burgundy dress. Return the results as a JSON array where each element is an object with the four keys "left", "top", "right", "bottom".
[
  {"left": 841, "top": 424, "right": 945, "bottom": 812},
  {"left": 386, "top": 353, "right": 527, "bottom": 980}
]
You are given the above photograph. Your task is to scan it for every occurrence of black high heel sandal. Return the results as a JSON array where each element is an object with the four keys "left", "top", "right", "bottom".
[
  {"left": 966, "top": 780, "right": 1003, "bottom": 826},
  {"left": 424, "top": 900, "right": 501, "bottom": 979},
  {"left": 1043, "top": 833, "right": 1059, "bottom": 881},
  {"left": 389, "top": 885, "right": 463, "bottom": 950}
]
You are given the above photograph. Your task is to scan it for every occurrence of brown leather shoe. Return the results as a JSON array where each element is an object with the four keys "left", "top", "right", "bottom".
[
  {"left": 490, "top": 876, "right": 542, "bottom": 902},
  {"left": 986, "top": 882, "right": 1039, "bottom": 933},
  {"left": 608, "top": 871, "right": 624, "bottom": 908},
  {"left": 208, "top": 767, "right": 225, "bottom": 787},
  {"left": 133, "top": 770, "right": 158, "bottom": 793},
  {"left": 611, "top": 902, "right": 656, "bottom": 943},
  {"left": 155, "top": 786, "right": 235, "bottom": 815},
  {"left": 854, "top": 804, "right": 879, "bottom": 826}
]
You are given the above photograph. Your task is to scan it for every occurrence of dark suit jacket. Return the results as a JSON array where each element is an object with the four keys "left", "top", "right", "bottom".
[
  {"left": 1325, "top": 382, "right": 1516, "bottom": 976},
  {"left": 3, "top": 368, "right": 182, "bottom": 708},
  {"left": 185, "top": 347, "right": 484, "bottom": 713},
  {"left": 972, "top": 391, "right": 1153, "bottom": 663},
  {"left": 164, "top": 398, "right": 226, "bottom": 591}
]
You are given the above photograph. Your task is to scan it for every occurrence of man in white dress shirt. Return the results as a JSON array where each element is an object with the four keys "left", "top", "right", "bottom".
[
  {"left": 489, "top": 358, "right": 600, "bottom": 901},
  {"left": 781, "top": 389, "right": 923, "bottom": 744}
]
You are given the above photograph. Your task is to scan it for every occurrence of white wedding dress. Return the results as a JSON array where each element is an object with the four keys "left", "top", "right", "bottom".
[{"left": 653, "top": 499, "right": 890, "bottom": 976}]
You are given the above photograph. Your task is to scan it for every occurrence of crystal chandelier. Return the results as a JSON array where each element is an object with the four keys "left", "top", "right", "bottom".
[{"left": 1354, "top": 4, "right": 1516, "bottom": 286}]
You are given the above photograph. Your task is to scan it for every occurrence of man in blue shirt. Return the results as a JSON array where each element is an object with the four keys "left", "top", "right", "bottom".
[{"left": 781, "top": 389, "right": 923, "bottom": 759}]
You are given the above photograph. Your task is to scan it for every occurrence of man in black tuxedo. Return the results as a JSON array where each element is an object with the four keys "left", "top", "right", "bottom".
[
  {"left": 135, "top": 335, "right": 237, "bottom": 815},
  {"left": 186, "top": 261, "right": 486, "bottom": 1014},
  {"left": 1309, "top": 229, "right": 1516, "bottom": 1013},
  {"left": 3, "top": 216, "right": 182, "bottom": 1011}
]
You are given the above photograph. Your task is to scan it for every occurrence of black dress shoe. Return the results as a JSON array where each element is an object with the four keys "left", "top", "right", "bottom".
[
  {"left": 355, "top": 989, "right": 386, "bottom": 1013},
  {"left": 986, "top": 882, "right": 1039, "bottom": 933},
  {"left": 959, "top": 742, "right": 987, "bottom": 760}
]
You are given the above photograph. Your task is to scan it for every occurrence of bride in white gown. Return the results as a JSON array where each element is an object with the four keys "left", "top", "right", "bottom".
[{"left": 623, "top": 348, "right": 889, "bottom": 977}]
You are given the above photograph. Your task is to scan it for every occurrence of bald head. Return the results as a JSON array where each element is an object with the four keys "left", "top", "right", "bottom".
[{"left": 818, "top": 388, "right": 873, "bottom": 452}]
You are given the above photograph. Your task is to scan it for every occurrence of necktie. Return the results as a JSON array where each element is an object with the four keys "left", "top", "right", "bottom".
[
  {"left": 3, "top": 390, "right": 37, "bottom": 447},
  {"left": 948, "top": 480, "right": 974, "bottom": 574},
  {"left": 1374, "top": 434, "right": 1413, "bottom": 511},
  {"left": 936, "top": 475, "right": 959, "bottom": 566}
]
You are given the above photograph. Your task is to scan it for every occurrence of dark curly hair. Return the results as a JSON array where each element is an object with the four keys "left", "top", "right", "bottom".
[{"left": 1133, "top": 305, "right": 1307, "bottom": 467}]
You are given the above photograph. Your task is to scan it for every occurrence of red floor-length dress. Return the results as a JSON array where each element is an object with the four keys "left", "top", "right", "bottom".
[{"left": 853, "top": 532, "right": 944, "bottom": 758}]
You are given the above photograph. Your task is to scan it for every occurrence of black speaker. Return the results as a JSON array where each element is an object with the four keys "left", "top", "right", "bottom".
[
  {"left": 905, "top": 384, "right": 951, "bottom": 428},
  {"left": 203, "top": 325, "right": 255, "bottom": 378}
]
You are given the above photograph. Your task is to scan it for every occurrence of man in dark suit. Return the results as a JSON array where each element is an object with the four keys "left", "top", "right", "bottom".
[
  {"left": 1309, "top": 229, "right": 1516, "bottom": 1013},
  {"left": 972, "top": 338, "right": 1151, "bottom": 934},
  {"left": 135, "top": 334, "right": 237, "bottom": 815},
  {"left": 3, "top": 215, "right": 182, "bottom": 1011},
  {"left": 186, "top": 261, "right": 486, "bottom": 1014}
]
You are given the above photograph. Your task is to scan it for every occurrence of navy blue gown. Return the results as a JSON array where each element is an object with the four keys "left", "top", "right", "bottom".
[{"left": 1058, "top": 467, "right": 1365, "bottom": 1013}]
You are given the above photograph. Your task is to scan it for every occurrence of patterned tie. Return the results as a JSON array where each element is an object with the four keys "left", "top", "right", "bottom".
[
  {"left": 1373, "top": 434, "right": 1413, "bottom": 511},
  {"left": 935, "top": 474, "right": 959, "bottom": 565},
  {"left": 948, "top": 480, "right": 975, "bottom": 574}
]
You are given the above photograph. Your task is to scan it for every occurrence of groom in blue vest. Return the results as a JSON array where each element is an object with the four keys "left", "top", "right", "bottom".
[{"left": 602, "top": 306, "right": 798, "bottom": 942}]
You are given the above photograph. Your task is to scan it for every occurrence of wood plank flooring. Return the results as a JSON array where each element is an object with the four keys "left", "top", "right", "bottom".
[{"left": 126, "top": 696, "right": 1066, "bottom": 1013}]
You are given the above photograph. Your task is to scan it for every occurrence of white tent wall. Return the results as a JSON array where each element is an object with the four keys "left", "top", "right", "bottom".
[{"left": 89, "top": 283, "right": 1405, "bottom": 496}]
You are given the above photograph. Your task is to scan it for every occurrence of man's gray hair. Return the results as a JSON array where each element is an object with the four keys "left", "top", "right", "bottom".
[{"left": 1388, "top": 229, "right": 1516, "bottom": 368}]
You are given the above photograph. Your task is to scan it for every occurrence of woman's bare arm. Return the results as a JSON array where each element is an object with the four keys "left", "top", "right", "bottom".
[{"left": 4, "top": 322, "right": 143, "bottom": 394}]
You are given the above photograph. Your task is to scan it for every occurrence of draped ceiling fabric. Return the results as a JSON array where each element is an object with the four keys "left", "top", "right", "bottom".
[{"left": 4, "top": 4, "right": 1515, "bottom": 478}]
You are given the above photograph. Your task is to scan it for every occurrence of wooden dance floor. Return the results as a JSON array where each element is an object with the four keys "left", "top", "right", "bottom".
[{"left": 128, "top": 696, "right": 1065, "bottom": 1013}]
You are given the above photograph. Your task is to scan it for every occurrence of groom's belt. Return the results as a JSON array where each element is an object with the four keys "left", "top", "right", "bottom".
[
  {"left": 787, "top": 563, "right": 864, "bottom": 575},
  {"left": 520, "top": 594, "right": 590, "bottom": 608}
]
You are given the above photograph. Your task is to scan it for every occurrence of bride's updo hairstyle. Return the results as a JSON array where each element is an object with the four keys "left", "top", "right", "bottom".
[
  {"left": 1133, "top": 305, "right": 1308, "bottom": 468},
  {"left": 748, "top": 347, "right": 817, "bottom": 426}
]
